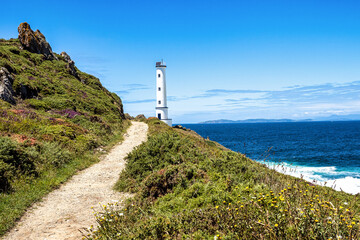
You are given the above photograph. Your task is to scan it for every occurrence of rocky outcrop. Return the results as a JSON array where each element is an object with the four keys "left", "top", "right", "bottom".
[
  {"left": 173, "top": 125, "right": 190, "bottom": 131},
  {"left": 0, "top": 67, "right": 16, "bottom": 104},
  {"left": 135, "top": 114, "right": 146, "bottom": 120},
  {"left": 18, "top": 22, "right": 57, "bottom": 60},
  {"left": 60, "top": 52, "right": 71, "bottom": 62},
  {"left": 60, "top": 52, "right": 79, "bottom": 79}
]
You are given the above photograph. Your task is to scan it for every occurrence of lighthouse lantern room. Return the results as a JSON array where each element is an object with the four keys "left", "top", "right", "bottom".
[{"left": 155, "top": 60, "right": 172, "bottom": 126}]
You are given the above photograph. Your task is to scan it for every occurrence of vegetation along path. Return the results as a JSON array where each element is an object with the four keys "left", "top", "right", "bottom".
[{"left": 4, "top": 121, "right": 148, "bottom": 240}]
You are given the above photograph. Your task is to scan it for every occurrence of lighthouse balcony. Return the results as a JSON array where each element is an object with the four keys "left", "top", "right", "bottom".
[{"left": 156, "top": 62, "right": 166, "bottom": 67}]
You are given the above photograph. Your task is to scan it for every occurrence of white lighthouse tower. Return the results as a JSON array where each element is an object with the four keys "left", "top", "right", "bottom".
[{"left": 155, "top": 60, "right": 172, "bottom": 126}]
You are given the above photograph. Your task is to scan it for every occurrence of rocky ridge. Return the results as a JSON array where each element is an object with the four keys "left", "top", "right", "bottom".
[
  {"left": 60, "top": 51, "right": 80, "bottom": 80},
  {"left": 0, "top": 67, "right": 15, "bottom": 104},
  {"left": 0, "top": 23, "right": 94, "bottom": 105},
  {"left": 18, "top": 22, "right": 57, "bottom": 61}
]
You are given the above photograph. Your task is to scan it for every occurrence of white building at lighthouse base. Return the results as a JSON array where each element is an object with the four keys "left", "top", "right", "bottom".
[{"left": 156, "top": 107, "right": 172, "bottom": 126}]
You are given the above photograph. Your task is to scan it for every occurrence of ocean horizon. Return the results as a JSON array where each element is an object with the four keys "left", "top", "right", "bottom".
[{"left": 182, "top": 121, "right": 360, "bottom": 194}]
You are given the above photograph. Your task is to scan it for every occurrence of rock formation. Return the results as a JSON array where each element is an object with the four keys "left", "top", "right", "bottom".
[
  {"left": 61, "top": 52, "right": 79, "bottom": 79},
  {"left": 173, "top": 125, "right": 189, "bottom": 131},
  {"left": 135, "top": 114, "right": 146, "bottom": 120},
  {"left": 18, "top": 22, "right": 57, "bottom": 60},
  {"left": 60, "top": 51, "right": 71, "bottom": 62},
  {"left": 0, "top": 67, "right": 16, "bottom": 104}
]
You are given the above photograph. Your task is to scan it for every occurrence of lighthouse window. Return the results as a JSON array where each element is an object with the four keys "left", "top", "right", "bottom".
[
  {"left": 158, "top": 100, "right": 161, "bottom": 104},
  {"left": 158, "top": 87, "right": 161, "bottom": 91},
  {"left": 158, "top": 113, "right": 161, "bottom": 120},
  {"left": 158, "top": 74, "right": 161, "bottom": 78}
]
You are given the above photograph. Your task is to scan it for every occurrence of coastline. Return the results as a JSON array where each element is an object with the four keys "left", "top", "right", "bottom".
[
  {"left": 181, "top": 121, "right": 360, "bottom": 195},
  {"left": 261, "top": 160, "right": 360, "bottom": 195}
]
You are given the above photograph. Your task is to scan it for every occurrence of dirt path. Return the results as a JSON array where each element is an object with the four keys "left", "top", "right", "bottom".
[{"left": 4, "top": 121, "right": 148, "bottom": 240}]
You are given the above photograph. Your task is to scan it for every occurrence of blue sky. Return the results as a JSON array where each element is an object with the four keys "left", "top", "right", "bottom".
[{"left": 1, "top": 0, "right": 360, "bottom": 123}]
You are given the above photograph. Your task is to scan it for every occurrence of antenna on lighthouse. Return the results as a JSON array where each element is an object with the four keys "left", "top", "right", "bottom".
[{"left": 155, "top": 60, "right": 172, "bottom": 126}]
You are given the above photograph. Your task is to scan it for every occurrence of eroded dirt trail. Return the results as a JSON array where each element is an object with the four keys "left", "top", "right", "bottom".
[{"left": 4, "top": 121, "right": 148, "bottom": 240}]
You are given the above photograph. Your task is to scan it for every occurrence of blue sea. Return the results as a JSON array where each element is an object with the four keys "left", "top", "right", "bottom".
[{"left": 182, "top": 121, "right": 360, "bottom": 194}]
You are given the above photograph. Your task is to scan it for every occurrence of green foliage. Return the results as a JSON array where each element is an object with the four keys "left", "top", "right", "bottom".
[
  {"left": 38, "top": 142, "right": 71, "bottom": 167},
  {"left": 27, "top": 99, "right": 49, "bottom": 110},
  {"left": 87, "top": 120, "right": 360, "bottom": 239},
  {"left": 0, "top": 160, "right": 13, "bottom": 193},
  {"left": 117, "top": 132, "right": 201, "bottom": 191},
  {"left": 0, "top": 137, "right": 37, "bottom": 175},
  {"left": 0, "top": 137, "right": 37, "bottom": 192},
  {"left": 7, "top": 47, "right": 20, "bottom": 55},
  {"left": 0, "top": 39, "right": 124, "bottom": 122},
  {"left": 140, "top": 163, "right": 206, "bottom": 201}
]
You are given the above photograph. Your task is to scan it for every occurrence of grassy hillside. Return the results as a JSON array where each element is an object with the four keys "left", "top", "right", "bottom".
[
  {"left": 86, "top": 119, "right": 360, "bottom": 239},
  {"left": 0, "top": 38, "right": 128, "bottom": 235}
]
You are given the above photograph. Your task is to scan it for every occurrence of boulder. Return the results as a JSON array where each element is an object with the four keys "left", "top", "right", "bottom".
[
  {"left": 135, "top": 114, "right": 146, "bottom": 120},
  {"left": 18, "top": 22, "right": 57, "bottom": 60},
  {"left": 173, "top": 125, "right": 189, "bottom": 131},
  {"left": 147, "top": 117, "right": 158, "bottom": 121},
  {"left": 0, "top": 67, "right": 16, "bottom": 104},
  {"left": 60, "top": 52, "right": 72, "bottom": 62},
  {"left": 60, "top": 52, "right": 79, "bottom": 79}
]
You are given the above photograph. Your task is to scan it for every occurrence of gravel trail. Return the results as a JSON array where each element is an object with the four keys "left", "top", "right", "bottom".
[{"left": 4, "top": 121, "right": 148, "bottom": 240}]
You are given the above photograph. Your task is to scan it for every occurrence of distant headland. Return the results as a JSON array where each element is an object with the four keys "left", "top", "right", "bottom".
[{"left": 199, "top": 114, "right": 360, "bottom": 124}]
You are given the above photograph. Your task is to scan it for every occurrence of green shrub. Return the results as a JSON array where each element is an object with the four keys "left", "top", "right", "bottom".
[
  {"left": 28, "top": 52, "right": 44, "bottom": 65},
  {"left": 42, "top": 95, "right": 75, "bottom": 110},
  {"left": 0, "top": 137, "right": 38, "bottom": 192},
  {"left": 0, "top": 137, "right": 37, "bottom": 176},
  {"left": 116, "top": 131, "right": 202, "bottom": 193},
  {"left": 19, "top": 50, "right": 31, "bottom": 59},
  {"left": 0, "top": 59, "right": 16, "bottom": 73},
  {"left": 0, "top": 160, "right": 13, "bottom": 192},
  {"left": 73, "top": 134, "right": 99, "bottom": 152},
  {"left": 27, "top": 99, "right": 50, "bottom": 110},
  {"left": 39, "top": 142, "right": 72, "bottom": 167},
  {"left": 140, "top": 163, "right": 206, "bottom": 200}
]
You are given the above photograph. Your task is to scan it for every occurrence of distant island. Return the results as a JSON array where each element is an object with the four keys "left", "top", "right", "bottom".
[{"left": 199, "top": 114, "right": 360, "bottom": 124}]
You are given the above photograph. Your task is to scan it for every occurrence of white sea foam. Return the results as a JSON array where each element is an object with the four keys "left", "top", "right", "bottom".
[
  {"left": 325, "top": 177, "right": 360, "bottom": 195},
  {"left": 261, "top": 161, "right": 360, "bottom": 195}
]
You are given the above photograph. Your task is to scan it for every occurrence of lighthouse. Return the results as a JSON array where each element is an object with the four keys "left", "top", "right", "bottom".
[{"left": 155, "top": 60, "right": 172, "bottom": 126}]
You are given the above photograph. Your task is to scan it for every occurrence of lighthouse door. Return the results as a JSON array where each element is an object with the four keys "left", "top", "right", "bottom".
[{"left": 158, "top": 113, "right": 161, "bottom": 120}]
